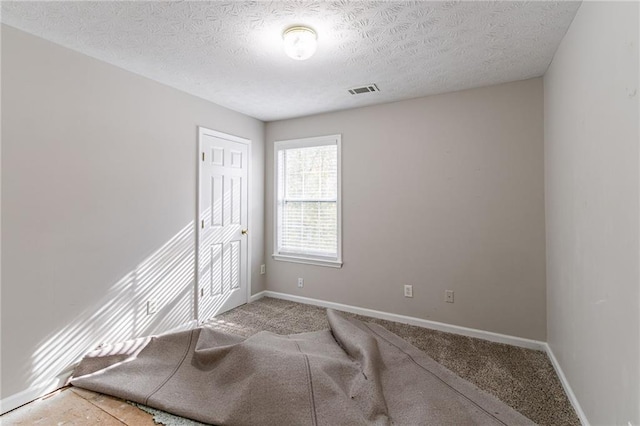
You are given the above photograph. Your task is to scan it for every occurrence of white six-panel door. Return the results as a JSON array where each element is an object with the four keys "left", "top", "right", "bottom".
[{"left": 197, "top": 127, "right": 249, "bottom": 321}]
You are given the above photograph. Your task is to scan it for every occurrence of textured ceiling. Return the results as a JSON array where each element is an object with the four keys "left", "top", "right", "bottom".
[{"left": 1, "top": 1, "right": 581, "bottom": 121}]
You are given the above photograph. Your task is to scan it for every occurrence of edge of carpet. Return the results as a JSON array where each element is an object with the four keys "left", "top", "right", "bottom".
[{"left": 129, "top": 401, "right": 210, "bottom": 426}]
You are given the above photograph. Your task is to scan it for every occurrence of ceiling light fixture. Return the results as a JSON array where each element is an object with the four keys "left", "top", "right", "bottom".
[{"left": 283, "top": 26, "right": 317, "bottom": 61}]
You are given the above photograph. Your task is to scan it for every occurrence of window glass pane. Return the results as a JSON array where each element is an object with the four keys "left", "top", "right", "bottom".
[
  {"left": 281, "top": 201, "right": 337, "bottom": 256},
  {"left": 284, "top": 145, "right": 337, "bottom": 200}
]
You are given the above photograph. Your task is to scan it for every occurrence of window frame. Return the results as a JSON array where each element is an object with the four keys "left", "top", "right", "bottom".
[{"left": 272, "top": 134, "right": 342, "bottom": 268}]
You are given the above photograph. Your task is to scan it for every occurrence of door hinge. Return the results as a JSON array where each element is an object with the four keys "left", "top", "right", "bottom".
[
  {"left": 202, "top": 152, "right": 205, "bottom": 161},
  {"left": 201, "top": 219, "right": 205, "bottom": 229}
]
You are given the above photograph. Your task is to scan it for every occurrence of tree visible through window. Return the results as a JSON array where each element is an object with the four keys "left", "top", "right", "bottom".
[{"left": 274, "top": 135, "right": 342, "bottom": 267}]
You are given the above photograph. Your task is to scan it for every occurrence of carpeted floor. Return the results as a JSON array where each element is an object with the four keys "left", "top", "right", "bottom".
[{"left": 206, "top": 297, "right": 580, "bottom": 426}]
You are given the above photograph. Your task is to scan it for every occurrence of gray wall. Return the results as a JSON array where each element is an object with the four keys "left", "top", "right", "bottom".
[
  {"left": 265, "top": 78, "right": 546, "bottom": 341},
  {"left": 0, "top": 26, "right": 265, "bottom": 400},
  {"left": 544, "top": 2, "right": 639, "bottom": 425}
]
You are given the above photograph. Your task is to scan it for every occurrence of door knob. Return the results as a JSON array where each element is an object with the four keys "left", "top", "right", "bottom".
[{"left": 241, "top": 229, "right": 248, "bottom": 235}]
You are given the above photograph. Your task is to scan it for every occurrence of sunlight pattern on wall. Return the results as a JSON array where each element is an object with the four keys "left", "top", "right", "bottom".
[{"left": 27, "top": 222, "right": 196, "bottom": 394}]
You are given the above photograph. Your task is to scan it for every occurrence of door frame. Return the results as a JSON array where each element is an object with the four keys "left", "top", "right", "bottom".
[{"left": 195, "top": 126, "right": 252, "bottom": 322}]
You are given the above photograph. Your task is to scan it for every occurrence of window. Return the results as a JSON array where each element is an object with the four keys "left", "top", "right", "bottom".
[{"left": 273, "top": 134, "right": 342, "bottom": 268}]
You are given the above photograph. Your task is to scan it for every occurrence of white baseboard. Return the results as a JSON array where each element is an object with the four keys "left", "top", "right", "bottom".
[
  {"left": 163, "top": 319, "right": 198, "bottom": 333},
  {"left": 544, "top": 343, "right": 590, "bottom": 426},
  {"left": 250, "top": 291, "right": 546, "bottom": 351},
  {"left": 0, "top": 378, "right": 65, "bottom": 415},
  {"left": 249, "top": 291, "right": 267, "bottom": 303},
  {"left": 0, "top": 319, "right": 198, "bottom": 415}
]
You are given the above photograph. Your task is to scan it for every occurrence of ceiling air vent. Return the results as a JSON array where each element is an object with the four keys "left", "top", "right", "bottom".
[{"left": 348, "top": 84, "right": 380, "bottom": 95}]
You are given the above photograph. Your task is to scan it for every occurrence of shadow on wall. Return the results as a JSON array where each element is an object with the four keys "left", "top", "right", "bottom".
[{"left": 27, "top": 222, "right": 196, "bottom": 393}]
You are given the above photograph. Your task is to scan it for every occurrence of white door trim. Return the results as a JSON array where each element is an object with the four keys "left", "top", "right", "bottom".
[{"left": 196, "top": 126, "right": 252, "bottom": 322}]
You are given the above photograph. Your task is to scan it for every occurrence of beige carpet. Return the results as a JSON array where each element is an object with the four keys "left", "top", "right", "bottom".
[
  {"left": 72, "top": 309, "right": 536, "bottom": 425},
  {"left": 207, "top": 297, "right": 579, "bottom": 426}
]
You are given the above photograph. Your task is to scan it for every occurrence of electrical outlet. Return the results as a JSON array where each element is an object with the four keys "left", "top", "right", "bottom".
[
  {"left": 260, "top": 264, "right": 266, "bottom": 275},
  {"left": 404, "top": 285, "right": 413, "bottom": 298},
  {"left": 445, "top": 290, "right": 454, "bottom": 303},
  {"left": 297, "top": 278, "right": 304, "bottom": 288},
  {"left": 147, "top": 300, "right": 158, "bottom": 315}
]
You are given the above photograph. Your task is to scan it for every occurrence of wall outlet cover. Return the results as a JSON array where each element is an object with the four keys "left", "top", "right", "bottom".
[
  {"left": 404, "top": 285, "right": 413, "bottom": 298},
  {"left": 147, "top": 300, "right": 158, "bottom": 315},
  {"left": 445, "top": 290, "right": 454, "bottom": 303}
]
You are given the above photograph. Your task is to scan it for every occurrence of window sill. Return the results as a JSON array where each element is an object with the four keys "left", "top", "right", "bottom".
[{"left": 272, "top": 254, "right": 343, "bottom": 269}]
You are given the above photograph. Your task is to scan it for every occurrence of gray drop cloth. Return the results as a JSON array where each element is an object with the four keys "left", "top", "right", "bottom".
[{"left": 71, "top": 309, "right": 534, "bottom": 425}]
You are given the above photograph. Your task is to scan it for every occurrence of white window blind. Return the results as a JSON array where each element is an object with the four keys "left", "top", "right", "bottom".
[{"left": 274, "top": 135, "right": 342, "bottom": 267}]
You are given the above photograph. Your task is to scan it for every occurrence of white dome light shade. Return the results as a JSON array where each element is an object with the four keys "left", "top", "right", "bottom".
[{"left": 283, "top": 26, "right": 317, "bottom": 60}]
